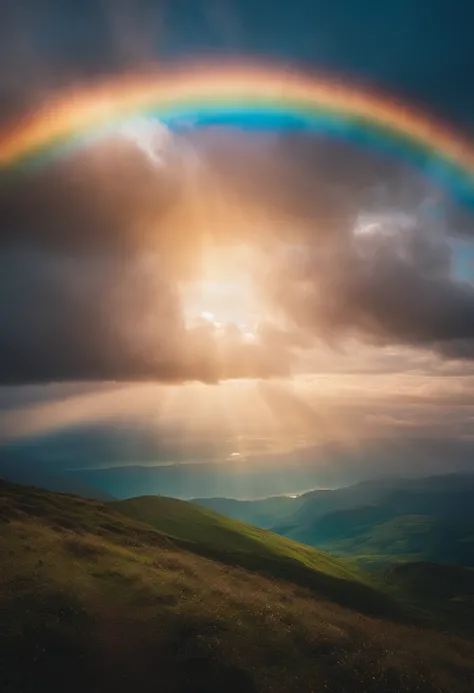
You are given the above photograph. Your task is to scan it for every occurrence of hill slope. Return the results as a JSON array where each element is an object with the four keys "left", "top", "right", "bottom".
[
  {"left": 2, "top": 480, "right": 474, "bottom": 693},
  {"left": 112, "top": 496, "right": 406, "bottom": 617},
  {"left": 111, "top": 496, "right": 361, "bottom": 584},
  {"left": 385, "top": 561, "right": 474, "bottom": 635}
]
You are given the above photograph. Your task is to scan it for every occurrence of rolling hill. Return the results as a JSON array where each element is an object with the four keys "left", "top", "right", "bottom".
[
  {"left": 111, "top": 495, "right": 358, "bottom": 582},
  {"left": 110, "top": 495, "right": 397, "bottom": 617},
  {"left": 2, "top": 479, "right": 474, "bottom": 692}
]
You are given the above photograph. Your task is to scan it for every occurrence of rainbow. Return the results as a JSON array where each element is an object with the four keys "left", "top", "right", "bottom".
[{"left": 1, "top": 62, "right": 474, "bottom": 207}]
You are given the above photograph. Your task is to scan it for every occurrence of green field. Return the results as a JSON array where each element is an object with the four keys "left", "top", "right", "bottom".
[{"left": 2, "top": 479, "right": 474, "bottom": 693}]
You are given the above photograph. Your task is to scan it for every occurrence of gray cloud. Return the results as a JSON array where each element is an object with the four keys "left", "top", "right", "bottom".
[
  {"left": 263, "top": 201, "right": 474, "bottom": 358},
  {"left": 0, "top": 243, "right": 294, "bottom": 383}
]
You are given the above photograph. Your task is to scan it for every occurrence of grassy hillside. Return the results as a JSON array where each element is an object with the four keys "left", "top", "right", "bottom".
[
  {"left": 111, "top": 496, "right": 359, "bottom": 581},
  {"left": 385, "top": 562, "right": 474, "bottom": 635},
  {"left": 2, "top": 480, "right": 474, "bottom": 693},
  {"left": 111, "top": 495, "right": 403, "bottom": 618}
]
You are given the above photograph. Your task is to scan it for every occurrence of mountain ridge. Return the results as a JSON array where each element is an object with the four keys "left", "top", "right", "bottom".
[{"left": 193, "top": 473, "right": 474, "bottom": 567}]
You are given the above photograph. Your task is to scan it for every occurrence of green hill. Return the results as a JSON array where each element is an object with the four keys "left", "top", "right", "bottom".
[
  {"left": 111, "top": 495, "right": 352, "bottom": 574},
  {"left": 2, "top": 480, "right": 474, "bottom": 693},
  {"left": 112, "top": 495, "right": 417, "bottom": 618},
  {"left": 112, "top": 495, "right": 327, "bottom": 572}
]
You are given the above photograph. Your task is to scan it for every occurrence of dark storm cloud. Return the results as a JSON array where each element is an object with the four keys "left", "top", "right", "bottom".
[
  {"left": 267, "top": 210, "right": 474, "bottom": 359},
  {"left": 0, "top": 234, "right": 297, "bottom": 384},
  {"left": 198, "top": 131, "right": 474, "bottom": 240},
  {"left": 0, "top": 245, "right": 182, "bottom": 383},
  {"left": 0, "top": 141, "right": 183, "bottom": 253}
]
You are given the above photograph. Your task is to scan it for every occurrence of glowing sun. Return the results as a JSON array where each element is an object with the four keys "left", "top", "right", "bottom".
[{"left": 180, "top": 243, "right": 267, "bottom": 341}]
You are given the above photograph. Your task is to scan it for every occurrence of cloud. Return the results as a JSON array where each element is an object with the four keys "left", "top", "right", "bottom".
[
  {"left": 263, "top": 203, "right": 474, "bottom": 358},
  {"left": 1, "top": 122, "right": 474, "bottom": 384},
  {"left": 0, "top": 130, "right": 300, "bottom": 384},
  {"left": 0, "top": 242, "right": 296, "bottom": 384},
  {"left": 0, "top": 137, "right": 183, "bottom": 251}
]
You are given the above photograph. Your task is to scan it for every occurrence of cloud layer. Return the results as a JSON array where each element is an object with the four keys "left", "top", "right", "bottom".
[{"left": 1, "top": 117, "right": 474, "bottom": 383}]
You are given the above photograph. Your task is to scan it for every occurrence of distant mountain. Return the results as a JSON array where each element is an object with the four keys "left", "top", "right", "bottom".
[
  {"left": 293, "top": 473, "right": 474, "bottom": 524},
  {"left": 283, "top": 511, "right": 474, "bottom": 566},
  {"left": 65, "top": 460, "right": 329, "bottom": 500},
  {"left": 194, "top": 474, "right": 474, "bottom": 567},
  {"left": 191, "top": 476, "right": 421, "bottom": 528},
  {"left": 191, "top": 494, "right": 306, "bottom": 529}
]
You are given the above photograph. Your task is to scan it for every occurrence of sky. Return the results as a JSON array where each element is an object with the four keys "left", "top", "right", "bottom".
[{"left": 1, "top": 0, "right": 474, "bottom": 498}]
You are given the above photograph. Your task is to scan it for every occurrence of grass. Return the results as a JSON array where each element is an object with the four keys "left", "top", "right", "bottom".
[
  {"left": 2, "top": 480, "right": 474, "bottom": 692},
  {"left": 111, "top": 495, "right": 395, "bottom": 616},
  {"left": 384, "top": 561, "right": 474, "bottom": 635}
]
